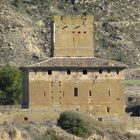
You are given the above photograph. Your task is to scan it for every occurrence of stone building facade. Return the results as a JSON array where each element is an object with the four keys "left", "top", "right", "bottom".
[{"left": 21, "top": 15, "right": 126, "bottom": 117}]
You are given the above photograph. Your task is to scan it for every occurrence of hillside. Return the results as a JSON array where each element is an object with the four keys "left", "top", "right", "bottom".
[{"left": 0, "top": 0, "right": 139, "bottom": 67}]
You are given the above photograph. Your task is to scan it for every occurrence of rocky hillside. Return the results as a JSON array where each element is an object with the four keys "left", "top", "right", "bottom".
[
  {"left": 0, "top": 107, "right": 140, "bottom": 140},
  {"left": 0, "top": 0, "right": 139, "bottom": 67}
]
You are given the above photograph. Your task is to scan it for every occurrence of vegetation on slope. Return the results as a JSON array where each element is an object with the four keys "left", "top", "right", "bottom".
[
  {"left": 57, "top": 111, "right": 92, "bottom": 138},
  {"left": 0, "top": 65, "right": 22, "bottom": 105},
  {"left": 0, "top": 0, "right": 139, "bottom": 67}
]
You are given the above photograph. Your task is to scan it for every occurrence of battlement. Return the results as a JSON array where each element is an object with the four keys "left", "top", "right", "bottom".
[
  {"left": 53, "top": 15, "right": 94, "bottom": 57},
  {"left": 54, "top": 15, "right": 93, "bottom": 27}
]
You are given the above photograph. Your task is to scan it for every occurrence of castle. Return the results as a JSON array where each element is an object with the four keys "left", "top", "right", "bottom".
[{"left": 21, "top": 15, "right": 126, "bottom": 117}]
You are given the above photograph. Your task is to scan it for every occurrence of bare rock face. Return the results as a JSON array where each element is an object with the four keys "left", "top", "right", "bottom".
[{"left": 0, "top": 5, "right": 49, "bottom": 66}]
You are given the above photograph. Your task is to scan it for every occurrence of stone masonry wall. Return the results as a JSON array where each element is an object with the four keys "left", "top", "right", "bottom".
[
  {"left": 28, "top": 70, "right": 125, "bottom": 116},
  {"left": 54, "top": 15, "right": 94, "bottom": 57}
]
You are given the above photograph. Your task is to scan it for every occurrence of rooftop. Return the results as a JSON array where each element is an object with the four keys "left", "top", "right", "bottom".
[{"left": 21, "top": 57, "right": 127, "bottom": 70}]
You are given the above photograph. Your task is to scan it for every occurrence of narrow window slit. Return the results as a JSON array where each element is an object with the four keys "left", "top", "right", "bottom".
[
  {"left": 117, "top": 70, "right": 119, "bottom": 75},
  {"left": 99, "top": 70, "right": 102, "bottom": 74},
  {"left": 74, "top": 87, "right": 78, "bottom": 97},
  {"left": 89, "top": 90, "right": 92, "bottom": 96}
]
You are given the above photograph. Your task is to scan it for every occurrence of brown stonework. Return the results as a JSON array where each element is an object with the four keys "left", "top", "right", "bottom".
[
  {"left": 20, "top": 15, "right": 126, "bottom": 117},
  {"left": 53, "top": 15, "right": 94, "bottom": 57}
]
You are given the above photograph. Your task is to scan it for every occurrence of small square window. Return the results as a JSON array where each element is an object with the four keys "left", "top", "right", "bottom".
[
  {"left": 83, "top": 70, "right": 87, "bottom": 75},
  {"left": 107, "top": 69, "right": 110, "bottom": 73},
  {"left": 98, "top": 118, "right": 102, "bottom": 122},
  {"left": 48, "top": 70, "right": 52, "bottom": 75},
  {"left": 67, "top": 70, "right": 71, "bottom": 75}
]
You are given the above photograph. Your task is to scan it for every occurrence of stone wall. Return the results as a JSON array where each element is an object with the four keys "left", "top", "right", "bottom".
[
  {"left": 26, "top": 69, "right": 125, "bottom": 116},
  {"left": 53, "top": 15, "right": 94, "bottom": 57}
]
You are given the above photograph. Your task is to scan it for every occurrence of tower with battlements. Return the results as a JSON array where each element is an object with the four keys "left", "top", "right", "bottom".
[{"left": 21, "top": 15, "right": 126, "bottom": 120}]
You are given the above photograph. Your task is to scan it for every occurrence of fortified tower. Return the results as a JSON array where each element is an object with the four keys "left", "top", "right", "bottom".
[
  {"left": 21, "top": 15, "right": 126, "bottom": 119},
  {"left": 53, "top": 15, "right": 94, "bottom": 57}
]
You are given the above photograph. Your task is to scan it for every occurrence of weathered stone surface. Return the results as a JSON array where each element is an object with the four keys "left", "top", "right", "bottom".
[{"left": 0, "top": 4, "right": 49, "bottom": 66}]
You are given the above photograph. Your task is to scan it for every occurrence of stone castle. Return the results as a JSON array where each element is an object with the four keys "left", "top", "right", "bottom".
[{"left": 21, "top": 15, "right": 126, "bottom": 117}]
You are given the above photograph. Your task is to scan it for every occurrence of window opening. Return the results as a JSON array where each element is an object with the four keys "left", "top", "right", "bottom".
[
  {"left": 34, "top": 70, "right": 37, "bottom": 75},
  {"left": 44, "top": 91, "right": 46, "bottom": 97},
  {"left": 98, "top": 118, "right": 102, "bottom": 122},
  {"left": 67, "top": 70, "right": 71, "bottom": 75},
  {"left": 107, "top": 107, "right": 110, "bottom": 113},
  {"left": 108, "top": 90, "right": 110, "bottom": 96},
  {"left": 107, "top": 69, "right": 110, "bottom": 73},
  {"left": 74, "top": 87, "right": 78, "bottom": 97},
  {"left": 99, "top": 70, "right": 102, "bottom": 74},
  {"left": 117, "top": 70, "right": 119, "bottom": 75},
  {"left": 76, "top": 108, "right": 79, "bottom": 111},
  {"left": 48, "top": 70, "right": 52, "bottom": 75},
  {"left": 83, "top": 70, "right": 87, "bottom": 75},
  {"left": 89, "top": 90, "right": 92, "bottom": 96}
]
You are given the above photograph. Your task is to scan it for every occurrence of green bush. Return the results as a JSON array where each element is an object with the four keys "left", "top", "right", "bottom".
[
  {"left": 0, "top": 65, "right": 22, "bottom": 105},
  {"left": 57, "top": 111, "right": 92, "bottom": 138},
  {"left": 13, "top": 0, "right": 22, "bottom": 8}
]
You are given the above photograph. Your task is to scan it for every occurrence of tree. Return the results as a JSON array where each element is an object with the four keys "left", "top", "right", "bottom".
[{"left": 0, "top": 65, "right": 22, "bottom": 105}]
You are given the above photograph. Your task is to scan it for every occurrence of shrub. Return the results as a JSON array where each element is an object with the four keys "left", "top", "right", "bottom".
[
  {"left": 0, "top": 65, "right": 22, "bottom": 105},
  {"left": 13, "top": 0, "right": 22, "bottom": 8},
  {"left": 57, "top": 111, "right": 92, "bottom": 138},
  {"left": 43, "top": 130, "right": 64, "bottom": 140}
]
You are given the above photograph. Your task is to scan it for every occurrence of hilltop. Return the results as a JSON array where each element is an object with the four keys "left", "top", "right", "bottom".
[{"left": 0, "top": 0, "right": 139, "bottom": 67}]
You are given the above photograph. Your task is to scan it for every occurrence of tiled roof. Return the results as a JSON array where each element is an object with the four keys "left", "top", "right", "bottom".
[{"left": 24, "top": 57, "right": 127, "bottom": 70}]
